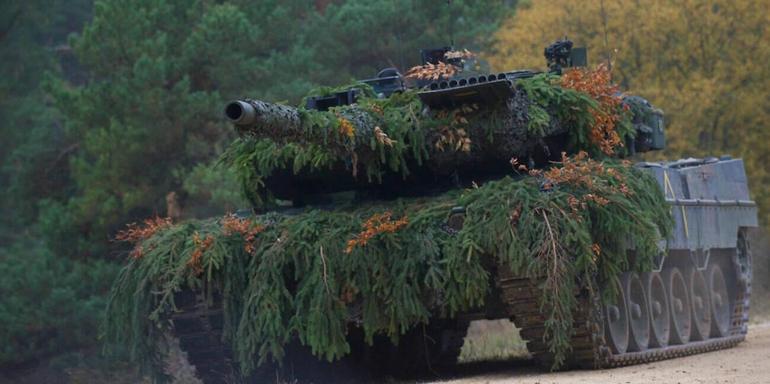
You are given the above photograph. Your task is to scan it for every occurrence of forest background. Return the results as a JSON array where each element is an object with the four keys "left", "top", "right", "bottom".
[{"left": 0, "top": 0, "right": 768, "bottom": 381}]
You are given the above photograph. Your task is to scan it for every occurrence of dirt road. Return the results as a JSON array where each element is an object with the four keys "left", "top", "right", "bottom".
[{"left": 436, "top": 322, "right": 770, "bottom": 384}]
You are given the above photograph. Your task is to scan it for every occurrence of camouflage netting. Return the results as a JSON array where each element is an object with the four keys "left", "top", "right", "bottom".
[{"left": 105, "top": 154, "right": 671, "bottom": 374}]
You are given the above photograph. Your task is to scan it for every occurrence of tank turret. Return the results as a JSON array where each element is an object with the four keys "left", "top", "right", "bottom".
[{"left": 224, "top": 39, "right": 663, "bottom": 204}]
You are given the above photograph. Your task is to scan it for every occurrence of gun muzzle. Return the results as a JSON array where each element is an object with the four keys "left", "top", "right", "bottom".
[
  {"left": 225, "top": 100, "right": 257, "bottom": 125},
  {"left": 224, "top": 99, "right": 302, "bottom": 138}
]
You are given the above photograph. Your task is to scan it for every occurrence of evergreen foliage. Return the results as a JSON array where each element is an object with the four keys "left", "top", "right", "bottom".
[
  {"left": 105, "top": 157, "right": 671, "bottom": 373},
  {"left": 0, "top": 0, "right": 91, "bottom": 236}
]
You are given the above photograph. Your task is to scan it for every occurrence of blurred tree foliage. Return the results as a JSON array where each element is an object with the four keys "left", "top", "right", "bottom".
[
  {"left": 0, "top": 0, "right": 91, "bottom": 237},
  {"left": 489, "top": 0, "right": 770, "bottom": 225},
  {"left": 0, "top": 1, "right": 103, "bottom": 369}
]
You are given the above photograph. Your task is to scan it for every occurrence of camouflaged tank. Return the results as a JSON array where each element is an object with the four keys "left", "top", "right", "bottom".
[{"left": 168, "top": 41, "right": 759, "bottom": 383}]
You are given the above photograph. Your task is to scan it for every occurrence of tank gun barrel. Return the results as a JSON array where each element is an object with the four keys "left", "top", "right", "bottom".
[
  {"left": 224, "top": 100, "right": 257, "bottom": 125},
  {"left": 224, "top": 99, "right": 302, "bottom": 138}
]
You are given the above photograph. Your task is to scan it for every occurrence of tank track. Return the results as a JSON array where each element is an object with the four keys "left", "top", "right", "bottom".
[
  {"left": 171, "top": 290, "right": 240, "bottom": 384},
  {"left": 170, "top": 292, "right": 470, "bottom": 383},
  {"left": 496, "top": 248, "right": 751, "bottom": 369},
  {"left": 175, "top": 260, "right": 750, "bottom": 382}
]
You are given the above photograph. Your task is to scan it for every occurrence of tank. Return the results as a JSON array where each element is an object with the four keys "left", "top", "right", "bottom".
[{"left": 106, "top": 40, "right": 758, "bottom": 383}]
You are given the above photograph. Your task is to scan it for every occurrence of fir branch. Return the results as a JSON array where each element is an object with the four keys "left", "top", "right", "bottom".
[{"left": 104, "top": 159, "right": 671, "bottom": 374}]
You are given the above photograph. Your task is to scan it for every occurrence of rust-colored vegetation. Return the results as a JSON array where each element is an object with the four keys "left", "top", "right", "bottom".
[
  {"left": 345, "top": 211, "right": 409, "bottom": 254},
  {"left": 114, "top": 216, "right": 173, "bottom": 259},
  {"left": 560, "top": 64, "right": 626, "bottom": 154},
  {"left": 221, "top": 213, "right": 265, "bottom": 254}
]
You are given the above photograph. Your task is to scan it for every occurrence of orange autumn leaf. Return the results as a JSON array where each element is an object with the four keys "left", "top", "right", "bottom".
[
  {"left": 221, "top": 213, "right": 265, "bottom": 253},
  {"left": 188, "top": 232, "right": 214, "bottom": 275},
  {"left": 404, "top": 61, "right": 458, "bottom": 81},
  {"left": 345, "top": 211, "right": 409, "bottom": 254},
  {"left": 543, "top": 152, "right": 633, "bottom": 214},
  {"left": 560, "top": 64, "right": 625, "bottom": 155},
  {"left": 373, "top": 126, "right": 395, "bottom": 147},
  {"left": 115, "top": 216, "right": 173, "bottom": 259},
  {"left": 337, "top": 117, "right": 355, "bottom": 138}
]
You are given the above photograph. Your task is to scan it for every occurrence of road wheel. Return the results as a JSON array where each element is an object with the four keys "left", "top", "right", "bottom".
[
  {"left": 708, "top": 264, "right": 731, "bottom": 337},
  {"left": 624, "top": 273, "right": 651, "bottom": 351},
  {"left": 689, "top": 268, "right": 712, "bottom": 341},
  {"left": 664, "top": 267, "right": 691, "bottom": 344},
  {"left": 644, "top": 272, "right": 670, "bottom": 348},
  {"left": 604, "top": 276, "right": 630, "bottom": 354}
]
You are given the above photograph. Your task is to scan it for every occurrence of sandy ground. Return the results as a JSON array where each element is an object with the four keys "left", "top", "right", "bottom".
[{"left": 434, "top": 322, "right": 770, "bottom": 384}]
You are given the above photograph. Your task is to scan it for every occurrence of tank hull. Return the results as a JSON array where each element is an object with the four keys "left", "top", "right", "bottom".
[{"left": 171, "top": 157, "right": 758, "bottom": 382}]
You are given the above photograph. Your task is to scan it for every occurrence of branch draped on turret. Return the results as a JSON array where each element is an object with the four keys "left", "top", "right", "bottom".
[{"left": 226, "top": 87, "right": 564, "bottom": 173}]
